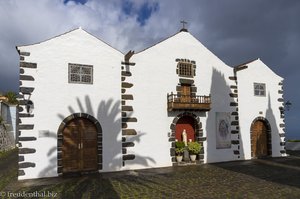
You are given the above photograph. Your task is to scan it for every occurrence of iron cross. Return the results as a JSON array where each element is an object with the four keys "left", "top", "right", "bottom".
[{"left": 180, "top": 20, "right": 188, "bottom": 29}]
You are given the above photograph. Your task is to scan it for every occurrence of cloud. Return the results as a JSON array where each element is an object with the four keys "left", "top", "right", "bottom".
[{"left": 0, "top": 0, "right": 299, "bottom": 137}]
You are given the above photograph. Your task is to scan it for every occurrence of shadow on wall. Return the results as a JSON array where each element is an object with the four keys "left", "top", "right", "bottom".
[
  {"left": 265, "top": 93, "right": 280, "bottom": 156},
  {"left": 206, "top": 68, "right": 245, "bottom": 162},
  {"left": 39, "top": 95, "right": 155, "bottom": 177}
]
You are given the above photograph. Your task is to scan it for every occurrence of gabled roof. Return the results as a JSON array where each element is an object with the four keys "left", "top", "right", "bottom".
[{"left": 16, "top": 28, "right": 124, "bottom": 54}]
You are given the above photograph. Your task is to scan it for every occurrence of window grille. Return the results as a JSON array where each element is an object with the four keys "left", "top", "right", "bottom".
[
  {"left": 254, "top": 83, "right": 266, "bottom": 96},
  {"left": 69, "top": 63, "right": 93, "bottom": 84},
  {"left": 178, "top": 62, "right": 193, "bottom": 77}
]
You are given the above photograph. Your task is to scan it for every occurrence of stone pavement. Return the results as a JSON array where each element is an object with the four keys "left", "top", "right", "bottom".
[{"left": 2, "top": 151, "right": 300, "bottom": 198}]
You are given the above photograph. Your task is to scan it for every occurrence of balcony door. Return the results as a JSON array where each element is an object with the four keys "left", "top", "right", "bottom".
[
  {"left": 181, "top": 84, "right": 191, "bottom": 103},
  {"left": 62, "top": 117, "right": 98, "bottom": 173}
]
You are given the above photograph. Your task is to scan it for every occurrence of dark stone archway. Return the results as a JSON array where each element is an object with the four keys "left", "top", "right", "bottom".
[
  {"left": 57, "top": 113, "right": 102, "bottom": 175},
  {"left": 250, "top": 116, "right": 272, "bottom": 158},
  {"left": 169, "top": 112, "right": 206, "bottom": 165}
]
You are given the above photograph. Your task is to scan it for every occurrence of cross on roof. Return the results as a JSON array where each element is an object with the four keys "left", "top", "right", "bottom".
[{"left": 180, "top": 20, "right": 188, "bottom": 29}]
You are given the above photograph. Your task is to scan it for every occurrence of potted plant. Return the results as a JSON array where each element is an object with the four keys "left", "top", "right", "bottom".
[
  {"left": 187, "top": 141, "right": 202, "bottom": 161},
  {"left": 175, "top": 141, "right": 185, "bottom": 162}
]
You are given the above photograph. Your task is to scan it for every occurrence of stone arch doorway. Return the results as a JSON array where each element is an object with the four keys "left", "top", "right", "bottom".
[
  {"left": 175, "top": 116, "right": 196, "bottom": 142},
  {"left": 170, "top": 112, "right": 205, "bottom": 165},
  {"left": 57, "top": 113, "right": 102, "bottom": 175},
  {"left": 250, "top": 117, "right": 272, "bottom": 158}
]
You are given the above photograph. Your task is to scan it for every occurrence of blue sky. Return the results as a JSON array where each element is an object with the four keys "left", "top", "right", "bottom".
[{"left": 0, "top": 0, "right": 299, "bottom": 139}]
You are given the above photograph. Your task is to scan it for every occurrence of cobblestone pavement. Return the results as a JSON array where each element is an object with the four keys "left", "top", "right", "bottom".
[{"left": 2, "top": 151, "right": 300, "bottom": 199}]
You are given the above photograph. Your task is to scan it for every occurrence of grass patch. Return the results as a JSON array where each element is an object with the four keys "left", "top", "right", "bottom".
[
  {"left": 287, "top": 140, "right": 300, "bottom": 142},
  {"left": 0, "top": 147, "right": 18, "bottom": 160}
]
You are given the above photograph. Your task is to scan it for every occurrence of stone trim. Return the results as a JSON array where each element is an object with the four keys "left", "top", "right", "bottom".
[
  {"left": 20, "top": 75, "right": 35, "bottom": 81},
  {"left": 19, "top": 148, "right": 36, "bottom": 154},
  {"left": 230, "top": 102, "right": 238, "bottom": 106},
  {"left": 121, "top": 60, "right": 137, "bottom": 166},
  {"left": 19, "top": 124, "right": 34, "bottom": 130},
  {"left": 229, "top": 76, "right": 237, "bottom": 81},
  {"left": 122, "top": 82, "right": 133, "bottom": 88},
  {"left": 121, "top": 71, "right": 132, "bottom": 77},
  {"left": 19, "top": 162, "right": 36, "bottom": 168},
  {"left": 121, "top": 62, "right": 135, "bottom": 66},
  {"left": 123, "top": 154, "right": 135, "bottom": 161},
  {"left": 122, "top": 94, "right": 133, "bottom": 100},
  {"left": 20, "top": 87, "right": 34, "bottom": 94},
  {"left": 19, "top": 137, "right": 37, "bottom": 141},
  {"left": 122, "top": 129, "right": 137, "bottom": 135},
  {"left": 57, "top": 113, "right": 103, "bottom": 175},
  {"left": 122, "top": 106, "right": 133, "bottom": 112},
  {"left": 20, "top": 62, "right": 37, "bottom": 68},
  {"left": 122, "top": 117, "right": 137, "bottom": 123},
  {"left": 250, "top": 117, "right": 272, "bottom": 158},
  {"left": 179, "top": 78, "right": 194, "bottom": 85},
  {"left": 20, "top": 52, "right": 30, "bottom": 56}
]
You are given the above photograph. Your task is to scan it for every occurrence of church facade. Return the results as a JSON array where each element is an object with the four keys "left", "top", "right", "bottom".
[{"left": 16, "top": 28, "right": 286, "bottom": 180}]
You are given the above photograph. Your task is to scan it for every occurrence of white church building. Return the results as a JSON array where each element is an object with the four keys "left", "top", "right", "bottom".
[{"left": 16, "top": 27, "right": 286, "bottom": 180}]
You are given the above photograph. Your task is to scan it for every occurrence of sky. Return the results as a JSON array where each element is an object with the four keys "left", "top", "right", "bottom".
[{"left": 0, "top": 0, "right": 299, "bottom": 138}]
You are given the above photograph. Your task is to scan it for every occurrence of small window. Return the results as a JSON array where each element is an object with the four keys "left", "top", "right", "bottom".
[
  {"left": 254, "top": 83, "right": 266, "bottom": 96},
  {"left": 69, "top": 63, "right": 93, "bottom": 84},
  {"left": 178, "top": 62, "right": 193, "bottom": 77}
]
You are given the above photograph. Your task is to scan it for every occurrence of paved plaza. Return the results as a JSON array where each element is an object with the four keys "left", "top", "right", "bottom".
[{"left": 2, "top": 150, "right": 300, "bottom": 198}]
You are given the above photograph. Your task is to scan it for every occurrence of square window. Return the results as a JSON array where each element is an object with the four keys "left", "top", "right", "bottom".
[
  {"left": 69, "top": 63, "right": 93, "bottom": 84},
  {"left": 178, "top": 62, "right": 194, "bottom": 77},
  {"left": 254, "top": 83, "right": 266, "bottom": 96}
]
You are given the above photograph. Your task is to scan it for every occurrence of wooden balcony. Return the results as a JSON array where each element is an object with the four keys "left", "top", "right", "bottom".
[{"left": 167, "top": 93, "right": 211, "bottom": 111}]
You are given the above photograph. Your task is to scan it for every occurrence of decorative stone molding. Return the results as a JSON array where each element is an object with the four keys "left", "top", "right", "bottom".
[
  {"left": 20, "top": 62, "right": 37, "bottom": 68},
  {"left": 121, "top": 55, "right": 137, "bottom": 165}
]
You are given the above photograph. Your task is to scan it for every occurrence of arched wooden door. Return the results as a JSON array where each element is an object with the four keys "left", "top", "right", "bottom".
[
  {"left": 175, "top": 116, "right": 196, "bottom": 142},
  {"left": 251, "top": 120, "right": 268, "bottom": 158},
  {"left": 62, "top": 117, "right": 98, "bottom": 173}
]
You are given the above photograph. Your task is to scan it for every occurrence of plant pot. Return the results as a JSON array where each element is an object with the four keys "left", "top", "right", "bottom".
[
  {"left": 190, "top": 154, "right": 197, "bottom": 162},
  {"left": 176, "top": 155, "right": 183, "bottom": 162}
]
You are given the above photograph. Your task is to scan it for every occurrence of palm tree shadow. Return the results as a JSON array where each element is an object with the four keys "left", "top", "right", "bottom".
[{"left": 39, "top": 95, "right": 156, "bottom": 177}]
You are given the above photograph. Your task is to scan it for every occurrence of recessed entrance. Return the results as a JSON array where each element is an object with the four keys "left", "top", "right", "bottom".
[
  {"left": 251, "top": 118, "right": 271, "bottom": 158},
  {"left": 175, "top": 116, "right": 196, "bottom": 142},
  {"left": 62, "top": 117, "right": 98, "bottom": 173}
]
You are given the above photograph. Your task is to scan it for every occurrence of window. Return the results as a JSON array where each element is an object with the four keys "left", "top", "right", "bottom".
[
  {"left": 69, "top": 63, "right": 93, "bottom": 84},
  {"left": 178, "top": 62, "right": 193, "bottom": 77},
  {"left": 254, "top": 83, "right": 266, "bottom": 96}
]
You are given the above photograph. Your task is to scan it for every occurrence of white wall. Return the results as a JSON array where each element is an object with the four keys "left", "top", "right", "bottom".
[
  {"left": 237, "top": 59, "right": 285, "bottom": 159},
  {"left": 17, "top": 28, "right": 123, "bottom": 179},
  {"left": 124, "top": 31, "right": 235, "bottom": 170}
]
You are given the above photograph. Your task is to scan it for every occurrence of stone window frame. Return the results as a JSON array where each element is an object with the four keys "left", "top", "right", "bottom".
[
  {"left": 176, "top": 59, "right": 196, "bottom": 78},
  {"left": 68, "top": 63, "right": 93, "bottom": 84},
  {"left": 254, "top": 83, "right": 266, "bottom": 97}
]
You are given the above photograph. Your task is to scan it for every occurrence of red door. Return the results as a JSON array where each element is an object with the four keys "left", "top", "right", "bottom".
[{"left": 175, "top": 116, "right": 196, "bottom": 142}]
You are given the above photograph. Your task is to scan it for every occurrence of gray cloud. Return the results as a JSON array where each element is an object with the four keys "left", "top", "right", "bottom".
[{"left": 0, "top": 0, "right": 299, "bottom": 138}]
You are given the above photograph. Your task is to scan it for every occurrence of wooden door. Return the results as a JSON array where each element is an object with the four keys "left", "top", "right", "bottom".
[
  {"left": 181, "top": 84, "right": 191, "bottom": 103},
  {"left": 251, "top": 120, "right": 268, "bottom": 158},
  {"left": 62, "top": 118, "right": 98, "bottom": 173}
]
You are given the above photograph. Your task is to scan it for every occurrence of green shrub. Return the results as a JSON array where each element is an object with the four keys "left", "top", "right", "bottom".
[
  {"left": 175, "top": 141, "right": 185, "bottom": 155},
  {"left": 0, "top": 116, "right": 3, "bottom": 124},
  {"left": 4, "top": 91, "right": 18, "bottom": 105},
  {"left": 188, "top": 142, "right": 202, "bottom": 155}
]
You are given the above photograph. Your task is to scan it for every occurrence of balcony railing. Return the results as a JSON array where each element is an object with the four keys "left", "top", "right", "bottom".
[{"left": 167, "top": 93, "right": 211, "bottom": 111}]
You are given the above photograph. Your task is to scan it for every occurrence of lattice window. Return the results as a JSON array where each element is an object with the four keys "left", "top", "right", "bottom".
[
  {"left": 254, "top": 83, "right": 266, "bottom": 96},
  {"left": 178, "top": 62, "right": 193, "bottom": 77},
  {"left": 69, "top": 63, "right": 93, "bottom": 84}
]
